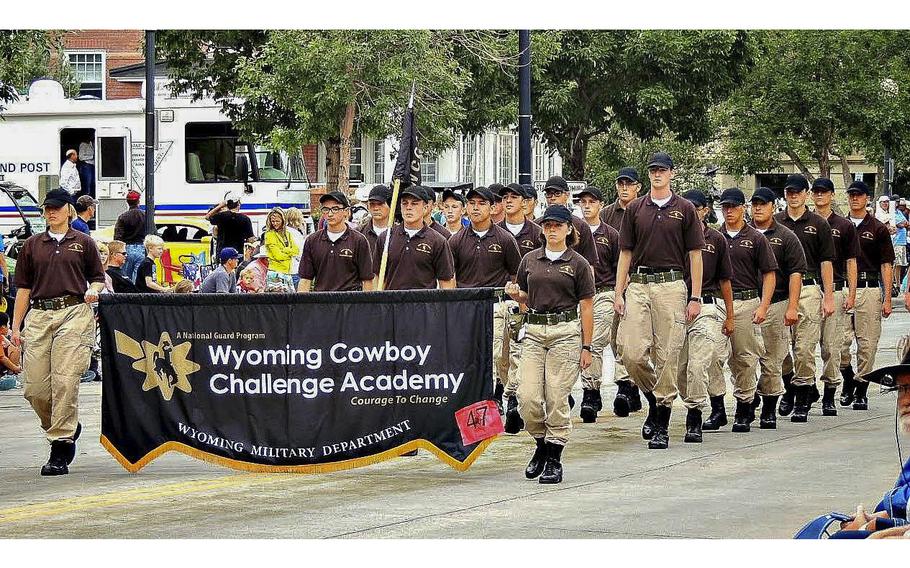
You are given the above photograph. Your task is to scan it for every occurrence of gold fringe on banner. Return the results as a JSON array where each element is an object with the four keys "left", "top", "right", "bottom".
[{"left": 100, "top": 434, "right": 497, "bottom": 474}]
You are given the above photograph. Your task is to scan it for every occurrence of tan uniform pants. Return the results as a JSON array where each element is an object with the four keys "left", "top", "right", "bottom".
[
  {"left": 22, "top": 303, "right": 95, "bottom": 442},
  {"left": 492, "top": 300, "right": 516, "bottom": 387},
  {"left": 517, "top": 320, "right": 582, "bottom": 446},
  {"left": 782, "top": 285, "right": 823, "bottom": 387},
  {"left": 676, "top": 302, "right": 725, "bottom": 410},
  {"left": 581, "top": 290, "right": 616, "bottom": 390},
  {"left": 617, "top": 280, "right": 687, "bottom": 407},
  {"left": 610, "top": 311, "right": 630, "bottom": 383},
  {"left": 818, "top": 288, "right": 847, "bottom": 386},
  {"left": 758, "top": 299, "right": 790, "bottom": 397},
  {"left": 842, "top": 287, "right": 883, "bottom": 382},
  {"left": 716, "top": 297, "right": 765, "bottom": 402}
]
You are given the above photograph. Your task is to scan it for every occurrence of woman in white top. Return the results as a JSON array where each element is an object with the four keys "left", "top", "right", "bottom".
[{"left": 285, "top": 207, "right": 308, "bottom": 289}]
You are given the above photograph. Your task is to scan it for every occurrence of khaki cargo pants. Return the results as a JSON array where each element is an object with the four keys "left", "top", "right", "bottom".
[
  {"left": 710, "top": 297, "right": 764, "bottom": 402},
  {"left": 610, "top": 310, "right": 630, "bottom": 384},
  {"left": 757, "top": 299, "right": 790, "bottom": 397},
  {"left": 818, "top": 288, "right": 847, "bottom": 387},
  {"left": 22, "top": 303, "right": 94, "bottom": 442},
  {"left": 841, "top": 286, "right": 883, "bottom": 382},
  {"left": 581, "top": 289, "right": 616, "bottom": 390},
  {"left": 782, "top": 284, "right": 823, "bottom": 387},
  {"left": 492, "top": 300, "right": 517, "bottom": 388},
  {"left": 676, "top": 301, "right": 725, "bottom": 410},
  {"left": 617, "top": 280, "right": 687, "bottom": 407},
  {"left": 517, "top": 320, "right": 582, "bottom": 446}
]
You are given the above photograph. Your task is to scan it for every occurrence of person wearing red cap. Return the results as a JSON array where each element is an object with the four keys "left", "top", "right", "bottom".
[{"left": 114, "top": 190, "right": 147, "bottom": 282}]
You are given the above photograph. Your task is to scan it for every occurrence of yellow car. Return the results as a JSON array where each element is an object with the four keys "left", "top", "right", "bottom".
[{"left": 92, "top": 217, "right": 215, "bottom": 286}]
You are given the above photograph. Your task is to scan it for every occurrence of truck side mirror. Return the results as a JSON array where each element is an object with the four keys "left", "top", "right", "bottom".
[{"left": 235, "top": 155, "right": 253, "bottom": 194}]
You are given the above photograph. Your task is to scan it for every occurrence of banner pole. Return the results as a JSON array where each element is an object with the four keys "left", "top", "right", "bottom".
[{"left": 376, "top": 177, "right": 401, "bottom": 291}]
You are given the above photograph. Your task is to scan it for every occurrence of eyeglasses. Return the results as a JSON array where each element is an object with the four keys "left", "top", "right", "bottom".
[{"left": 322, "top": 206, "right": 348, "bottom": 214}]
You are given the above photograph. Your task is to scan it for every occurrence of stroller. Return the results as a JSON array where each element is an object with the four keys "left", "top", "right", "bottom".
[{"left": 178, "top": 253, "right": 214, "bottom": 290}]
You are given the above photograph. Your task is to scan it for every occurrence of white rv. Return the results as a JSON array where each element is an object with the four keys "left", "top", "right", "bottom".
[{"left": 0, "top": 80, "right": 312, "bottom": 233}]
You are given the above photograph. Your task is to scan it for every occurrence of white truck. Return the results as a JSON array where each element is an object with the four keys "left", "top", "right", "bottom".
[{"left": 0, "top": 79, "right": 312, "bottom": 234}]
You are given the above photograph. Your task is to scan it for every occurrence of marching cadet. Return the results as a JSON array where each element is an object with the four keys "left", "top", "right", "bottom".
[
  {"left": 575, "top": 186, "right": 620, "bottom": 423},
  {"left": 674, "top": 190, "right": 734, "bottom": 442},
  {"left": 449, "top": 186, "right": 522, "bottom": 414},
  {"left": 599, "top": 167, "right": 642, "bottom": 416},
  {"left": 614, "top": 152, "right": 705, "bottom": 450},
  {"left": 840, "top": 180, "right": 894, "bottom": 410},
  {"left": 297, "top": 192, "right": 374, "bottom": 292},
  {"left": 12, "top": 188, "right": 106, "bottom": 475},
  {"left": 522, "top": 184, "right": 539, "bottom": 222},
  {"left": 498, "top": 183, "right": 543, "bottom": 432},
  {"left": 748, "top": 187, "right": 806, "bottom": 429},
  {"left": 703, "top": 188, "right": 777, "bottom": 434},
  {"left": 775, "top": 174, "right": 836, "bottom": 423},
  {"left": 536, "top": 176, "right": 599, "bottom": 269},
  {"left": 811, "top": 177, "right": 859, "bottom": 416},
  {"left": 372, "top": 186, "right": 456, "bottom": 291},
  {"left": 419, "top": 186, "right": 452, "bottom": 239},
  {"left": 488, "top": 184, "right": 507, "bottom": 225},
  {"left": 358, "top": 184, "right": 393, "bottom": 255},
  {"left": 504, "top": 204, "right": 594, "bottom": 484},
  {"left": 441, "top": 189, "right": 468, "bottom": 235}
]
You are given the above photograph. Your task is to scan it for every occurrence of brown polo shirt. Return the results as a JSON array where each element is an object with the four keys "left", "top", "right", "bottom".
[
  {"left": 15, "top": 229, "right": 105, "bottom": 300},
  {"left": 751, "top": 219, "right": 807, "bottom": 294},
  {"left": 822, "top": 211, "right": 860, "bottom": 283},
  {"left": 498, "top": 219, "right": 542, "bottom": 259},
  {"left": 357, "top": 218, "right": 393, "bottom": 257},
  {"left": 517, "top": 248, "right": 595, "bottom": 313},
  {"left": 373, "top": 225, "right": 455, "bottom": 290},
  {"left": 619, "top": 193, "right": 705, "bottom": 271},
  {"left": 853, "top": 214, "right": 895, "bottom": 274},
  {"left": 685, "top": 225, "right": 733, "bottom": 295},
  {"left": 534, "top": 213, "right": 599, "bottom": 267},
  {"left": 774, "top": 209, "right": 835, "bottom": 277},
  {"left": 427, "top": 219, "right": 452, "bottom": 239},
  {"left": 721, "top": 223, "right": 777, "bottom": 292},
  {"left": 449, "top": 224, "right": 522, "bottom": 288},
  {"left": 591, "top": 222, "right": 620, "bottom": 288},
  {"left": 298, "top": 228, "right": 374, "bottom": 291},
  {"left": 599, "top": 201, "right": 627, "bottom": 231}
]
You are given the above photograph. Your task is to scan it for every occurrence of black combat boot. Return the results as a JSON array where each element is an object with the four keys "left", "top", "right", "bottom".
[
  {"left": 853, "top": 381, "right": 869, "bottom": 411},
  {"left": 40, "top": 441, "right": 70, "bottom": 476},
  {"left": 822, "top": 386, "right": 838, "bottom": 416},
  {"left": 702, "top": 395, "right": 728, "bottom": 430},
  {"left": 539, "top": 442, "right": 564, "bottom": 484},
  {"left": 504, "top": 395, "right": 524, "bottom": 434},
  {"left": 580, "top": 388, "right": 600, "bottom": 423},
  {"left": 592, "top": 388, "right": 603, "bottom": 412},
  {"left": 648, "top": 406, "right": 671, "bottom": 449},
  {"left": 751, "top": 392, "right": 761, "bottom": 411},
  {"left": 732, "top": 400, "right": 752, "bottom": 433},
  {"left": 525, "top": 437, "right": 547, "bottom": 479},
  {"left": 628, "top": 382, "right": 643, "bottom": 412},
  {"left": 613, "top": 381, "right": 633, "bottom": 417},
  {"left": 63, "top": 422, "right": 82, "bottom": 466},
  {"left": 684, "top": 408, "right": 703, "bottom": 443},
  {"left": 840, "top": 366, "right": 856, "bottom": 407},
  {"left": 759, "top": 395, "right": 779, "bottom": 429},
  {"left": 778, "top": 373, "right": 795, "bottom": 416},
  {"left": 493, "top": 382, "right": 505, "bottom": 415},
  {"left": 791, "top": 385, "right": 810, "bottom": 422},
  {"left": 641, "top": 390, "right": 658, "bottom": 440},
  {"left": 808, "top": 382, "right": 821, "bottom": 409}
]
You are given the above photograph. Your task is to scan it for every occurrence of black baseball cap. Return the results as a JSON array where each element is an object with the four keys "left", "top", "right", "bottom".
[
  {"left": 811, "top": 177, "right": 835, "bottom": 192},
  {"left": 42, "top": 188, "right": 75, "bottom": 209},
  {"left": 399, "top": 186, "right": 425, "bottom": 200},
  {"left": 718, "top": 188, "right": 745, "bottom": 206},
  {"left": 520, "top": 184, "right": 537, "bottom": 199},
  {"left": 616, "top": 167, "right": 640, "bottom": 183},
  {"left": 751, "top": 187, "right": 777, "bottom": 204},
  {"left": 683, "top": 189, "right": 709, "bottom": 208},
  {"left": 544, "top": 176, "right": 569, "bottom": 192},
  {"left": 540, "top": 204, "right": 573, "bottom": 224},
  {"left": 784, "top": 174, "right": 810, "bottom": 192},
  {"left": 466, "top": 186, "right": 496, "bottom": 204},
  {"left": 647, "top": 152, "right": 674, "bottom": 170},
  {"left": 368, "top": 184, "right": 392, "bottom": 204},
  {"left": 416, "top": 186, "right": 436, "bottom": 203},
  {"left": 500, "top": 183, "right": 525, "bottom": 198},
  {"left": 576, "top": 186, "right": 604, "bottom": 201},
  {"left": 847, "top": 180, "right": 872, "bottom": 196},
  {"left": 441, "top": 189, "right": 466, "bottom": 205},
  {"left": 319, "top": 191, "right": 350, "bottom": 208}
]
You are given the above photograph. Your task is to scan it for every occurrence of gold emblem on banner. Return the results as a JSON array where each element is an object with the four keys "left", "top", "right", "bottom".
[{"left": 115, "top": 331, "right": 200, "bottom": 401}]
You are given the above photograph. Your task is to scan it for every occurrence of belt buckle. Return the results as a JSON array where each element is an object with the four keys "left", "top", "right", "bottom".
[{"left": 43, "top": 299, "right": 55, "bottom": 310}]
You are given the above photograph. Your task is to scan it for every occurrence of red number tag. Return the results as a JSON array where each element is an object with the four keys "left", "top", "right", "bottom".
[{"left": 455, "top": 400, "right": 504, "bottom": 446}]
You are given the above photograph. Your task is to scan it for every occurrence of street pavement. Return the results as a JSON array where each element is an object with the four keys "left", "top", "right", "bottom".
[{"left": 1, "top": 302, "right": 908, "bottom": 539}]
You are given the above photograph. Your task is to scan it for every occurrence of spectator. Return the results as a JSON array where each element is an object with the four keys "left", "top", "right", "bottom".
[
  {"left": 893, "top": 199, "right": 908, "bottom": 297},
  {"left": 135, "top": 235, "right": 169, "bottom": 293},
  {"left": 263, "top": 207, "right": 299, "bottom": 292},
  {"left": 106, "top": 240, "right": 138, "bottom": 293},
  {"left": 0, "top": 227, "right": 9, "bottom": 298},
  {"left": 72, "top": 195, "right": 96, "bottom": 235},
  {"left": 114, "top": 190, "right": 147, "bottom": 282},
  {"left": 285, "top": 207, "right": 308, "bottom": 289},
  {"left": 171, "top": 280, "right": 195, "bottom": 294},
  {"left": 0, "top": 312, "right": 21, "bottom": 376},
  {"left": 77, "top": 139, "right": 95, "bottom": 197},
  {"left": 199, "top": 247, "right": 240, "bottom": 293},
  {"left": 205, "top": 193, "right": 254, "bottom": 255},
  {"left": 59, "top": 150, "right": 81, "bottom": 195},
  {"left": 96, "top": 240, "right": 113, "bottom": 293}
]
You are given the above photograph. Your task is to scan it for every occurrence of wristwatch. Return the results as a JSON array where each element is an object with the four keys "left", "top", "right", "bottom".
[
  {"left": 582, "top": 345, "right": 592, "bottom": 352},
  {"left": 688, "top": 296, "right": 703, "bottom": 304}
]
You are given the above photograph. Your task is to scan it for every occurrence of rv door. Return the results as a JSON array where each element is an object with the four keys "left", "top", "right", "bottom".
[{"left": 94, "top": 128, "right": 131, "bottom": 199}]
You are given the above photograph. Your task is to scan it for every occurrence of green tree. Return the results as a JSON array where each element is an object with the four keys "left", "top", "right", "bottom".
[{"left": 0, "top": 30, "right": 77, "bottom": 112}]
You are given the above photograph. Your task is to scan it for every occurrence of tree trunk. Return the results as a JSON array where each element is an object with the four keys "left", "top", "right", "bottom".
[
  {"left": 336, "top": 102, "right": 356, "bottom": 195},
  {"left": 817, "top": 148, "right": 830, "bottom": 180},
  {"left": 562, "top": 132, "right": 588, "bottom": 181},
  {"left": 784, "top": 149, "right": 813, "bottom": 180},
  {"left": 325, "top": 137, "right": 340, "bottom": 192},
  {"left": 835, "top": 152, "right": 853, "bottom": 189}
]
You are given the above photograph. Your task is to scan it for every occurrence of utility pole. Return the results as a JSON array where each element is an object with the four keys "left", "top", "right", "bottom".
[
  {"left": 144, "top": 30, "right": 156, "bottom": 235},
  {"left": 518, "top": 30, "right": 532, "bottom": 185}
]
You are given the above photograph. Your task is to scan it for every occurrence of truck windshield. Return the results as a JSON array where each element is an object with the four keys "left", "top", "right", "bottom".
[
  {"left": 12, "top": 188, "right": 45, "bottom": 234},
  {"left": 255, "top": 150, "right": 307, "bottom": 182}
]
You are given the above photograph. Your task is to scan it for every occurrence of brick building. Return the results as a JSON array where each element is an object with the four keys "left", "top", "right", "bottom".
[{"left": 62, "top": 30, "right": 144, "bottom": 100}]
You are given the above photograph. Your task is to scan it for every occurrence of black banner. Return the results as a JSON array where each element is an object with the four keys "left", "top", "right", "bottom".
[
  {"left": 391, "top": 105, "right": 421, "bottom": 188},
  {"left": 99, "top": 289, "right": 499, "bottom": 473}
]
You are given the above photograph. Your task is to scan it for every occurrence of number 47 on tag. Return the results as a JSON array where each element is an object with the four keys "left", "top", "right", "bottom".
[{"left": 455, "top": 400, "right": 504, "bottom": 446}]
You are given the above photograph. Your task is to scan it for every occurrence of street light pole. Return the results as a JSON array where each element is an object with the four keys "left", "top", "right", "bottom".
[
  {"left": 518, "top": 30, "right": 532, "bottom": 185},
  {"left": 144, "top": 30, "right": 156, "bottom": 235}
]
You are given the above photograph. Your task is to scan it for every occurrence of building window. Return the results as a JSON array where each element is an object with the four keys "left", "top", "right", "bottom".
[
  {"left": 548, "top": 152, "right": 557, "bottom": 179},
  {"left": 349, "top": 135, "right": 363, "bottom": 182},
  {"left": 461, "top": 135, "right": 476, "bottom": 184},
  {"left": 533, "top": 139, "right": 546, "bottom": 181},
  {"left": 421, "top": 155, "right": 437, "bottom": 183},
  {"left": 373, "top": 139, "right": 385, "bottom": 184},
  {"left": 497, "top": 133, "right": 516, "bottom": 183},
  {"left": 67, "top": 52, "right": 105, "bottom": 99}
]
